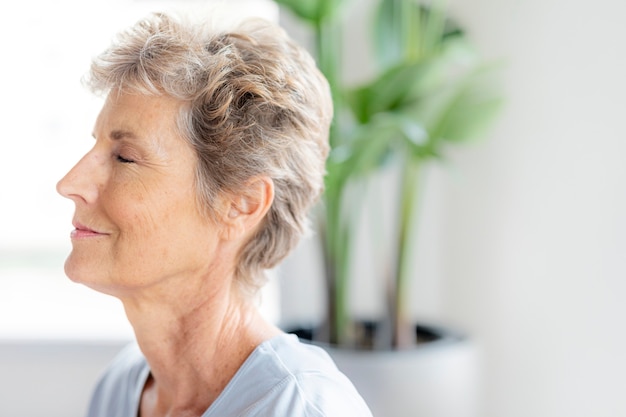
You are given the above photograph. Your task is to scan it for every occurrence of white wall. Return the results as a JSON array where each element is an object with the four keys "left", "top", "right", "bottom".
[
  {"left": 0, "top": 341, "right": 125, "bottom": 417},
  {"left": 440, "top": 1, "right": 626, "bottom": 416},
  {"left": 279, "top": 0, "right": 626, "bottom": 416}
]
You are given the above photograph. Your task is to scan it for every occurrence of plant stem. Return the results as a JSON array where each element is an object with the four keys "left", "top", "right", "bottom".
[
  {"left": 315, "top": 17, "right": 342, "bottom": 149},
  {"left": 393, "top": 157, "right": 421, "bottom": 348},
  {"left": 315, "top": 11, "right": 354, "bottom": 347}
]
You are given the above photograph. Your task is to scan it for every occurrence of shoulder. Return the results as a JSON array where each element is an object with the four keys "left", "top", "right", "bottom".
[
  {"left": 209, "top": 334, "right": 372, "bottom": 417},
  {"left": 86, "top": 343, "right": 149, "bottom": 417}
]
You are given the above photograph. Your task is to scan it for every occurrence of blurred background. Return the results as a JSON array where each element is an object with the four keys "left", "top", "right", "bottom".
[{"left": 0, "top": 0, "right": 624, "bottom": 416}]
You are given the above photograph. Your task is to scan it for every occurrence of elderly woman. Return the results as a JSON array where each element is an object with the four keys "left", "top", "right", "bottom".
[{"left": 56, "top": 10, "right": 371, "bottom": 417}]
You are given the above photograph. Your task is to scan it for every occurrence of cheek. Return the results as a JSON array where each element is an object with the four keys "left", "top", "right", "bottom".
[
  {"left": 100, "top": 180, "right": 158, "bottom": 241},
  {"left": 107, "top": 182, "right": 200, "bottom": 242},
  {"left": 113, "top": 202, "right": 163, "bottom": 242}
]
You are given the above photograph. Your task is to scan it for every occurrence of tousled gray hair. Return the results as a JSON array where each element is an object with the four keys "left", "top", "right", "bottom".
[{"left": 84, "top": 12, "right": 332, "bottom": 294}]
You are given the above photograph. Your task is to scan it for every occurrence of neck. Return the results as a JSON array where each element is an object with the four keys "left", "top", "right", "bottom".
[{"left": 120, "top": 272, "right": 281, "bottom": 416}]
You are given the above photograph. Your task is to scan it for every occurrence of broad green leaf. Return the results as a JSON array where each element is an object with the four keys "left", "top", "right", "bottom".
[
  {"left": 273, "top": 0, "right": 320, "bottom": 23},
  {"left": 433, "top": 92, "right": 503, "bottom": 143},
  {"left": 345, "top": 37, "right": 476, "bottom": 124},
  {"left": 345, "top": 61, "right": 437, "bottom": 123},
  {"left": 326, "top": 113, "right": 402, "bottom": 189},
  {"left": 317, "top": 0, "right": 348, "bottom": 22},
  {"left": 373, "top": 0, "right": 466, "bottom": 68},
  {"left": 429, "top": 65, "right": 504, "bottom": 143},
  {"left": 399, "top": 117, "right": 428, "bottom": 147},
  {"left": 373, "top": 0, "right": 411, "bottom": 67},
  {"left": 274, "top": 0, "right": 347, "bottom": 25}
]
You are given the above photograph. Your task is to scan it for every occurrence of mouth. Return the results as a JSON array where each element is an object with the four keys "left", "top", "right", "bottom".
[{"left": 70, "top": 221, "right": 109, "bottom": 239}]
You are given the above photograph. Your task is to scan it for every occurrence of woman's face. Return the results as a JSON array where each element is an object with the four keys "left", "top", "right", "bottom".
[{"left": 57, "top": 91, "right": 224, "bottom": 295}]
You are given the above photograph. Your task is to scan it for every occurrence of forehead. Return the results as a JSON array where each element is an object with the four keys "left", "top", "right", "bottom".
[{"left": 94, "top": 91, "right": 184, "bottom": 144}]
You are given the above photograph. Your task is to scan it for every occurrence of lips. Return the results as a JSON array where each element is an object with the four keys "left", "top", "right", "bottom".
[{"left": 70, "top": 221, "right": 109, "bottom": 239}]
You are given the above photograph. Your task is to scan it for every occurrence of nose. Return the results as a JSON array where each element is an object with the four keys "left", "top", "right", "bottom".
[{"left": 56, "top": 148, "right": 103, "bottom": 204}]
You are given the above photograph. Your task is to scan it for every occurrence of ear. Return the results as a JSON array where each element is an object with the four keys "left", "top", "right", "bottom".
[{"left": 220, "top": 176, "right": 274, "bottom": 241}]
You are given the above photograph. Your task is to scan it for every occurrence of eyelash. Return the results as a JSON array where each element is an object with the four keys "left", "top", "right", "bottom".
[{"left": 116, "top": 154, "right": 135, "bottom": 164}]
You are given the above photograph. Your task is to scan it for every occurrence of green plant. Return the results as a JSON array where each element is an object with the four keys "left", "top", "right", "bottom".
[{"left": 275, "top": 0, "right": 503, "bottom": 349}]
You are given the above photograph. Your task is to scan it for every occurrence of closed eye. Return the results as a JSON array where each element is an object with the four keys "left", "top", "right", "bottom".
[{"left": 116, "top": 154, "right": 135, "bottom": 164}]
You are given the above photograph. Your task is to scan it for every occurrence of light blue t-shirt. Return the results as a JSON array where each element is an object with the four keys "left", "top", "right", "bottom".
[{"left": 86, "top": 333, "right": 373, "bottom": 417}]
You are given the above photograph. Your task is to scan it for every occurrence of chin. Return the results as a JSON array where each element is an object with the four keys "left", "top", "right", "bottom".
[
  {"left": 64, "top": 253, "right": 143, "bottom": 299},
  {"left": 64, "top": 255, "right": 85, "bottom": 284},
  {"left": 64, "top": 253, "right": 107, "bottom": 289}
]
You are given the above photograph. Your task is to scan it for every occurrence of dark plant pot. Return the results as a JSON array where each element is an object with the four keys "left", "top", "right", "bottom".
[{"left": 287, "top": 323, "right": 480, "bottom": 417}]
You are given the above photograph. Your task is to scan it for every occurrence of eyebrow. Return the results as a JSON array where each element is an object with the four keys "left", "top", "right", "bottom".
[
  {"left": 109, "top": 130, "right": 139, "bottom": 141},
  {"left": 90, "top": 129, "right": 140, "bottom": 141}
]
